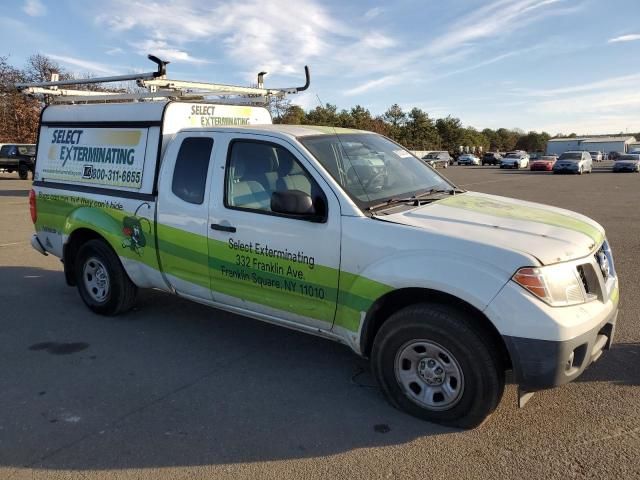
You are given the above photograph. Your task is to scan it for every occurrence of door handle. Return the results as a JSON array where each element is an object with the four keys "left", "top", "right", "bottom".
[{"left": 210, "top": 223, "right": 236, "bottom": 233}]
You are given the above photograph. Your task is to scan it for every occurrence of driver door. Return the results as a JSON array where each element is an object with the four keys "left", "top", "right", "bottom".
[{"left": 207, "top": 134, "right": 342, "bottom": 330}]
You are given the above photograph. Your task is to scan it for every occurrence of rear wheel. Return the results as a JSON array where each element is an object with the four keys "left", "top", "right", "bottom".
[
  {"left": 75, "top": 239, "right": 137, "bottom": 315},
  {"left": 18, "top": 164, "right": 29, "bottom": 180},
  {"left": 372, "top": 304, "right": 505, "bottom": 429}
]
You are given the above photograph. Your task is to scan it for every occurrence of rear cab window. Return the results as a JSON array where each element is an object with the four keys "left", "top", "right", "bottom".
[{"left": 172, "top": 137, "right": 214, "bottom": 204}]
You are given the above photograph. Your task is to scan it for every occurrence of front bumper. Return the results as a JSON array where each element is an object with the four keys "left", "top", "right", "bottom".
[
  {"left": 503, "top": 306, "right": 617, "bottom": 390},
  {"left": 485, "top": 245, "right": 619, "bottom": 391},
  {"left": 553, "top": 168, "right": 579, "bottom": 174},
  {"left": 531, "top": 164, "right": 552, "bottom": 171}
]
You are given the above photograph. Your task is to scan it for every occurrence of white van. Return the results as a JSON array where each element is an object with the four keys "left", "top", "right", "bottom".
[{"left": 21, "top": 59, "right": 618, "bottom": 428}]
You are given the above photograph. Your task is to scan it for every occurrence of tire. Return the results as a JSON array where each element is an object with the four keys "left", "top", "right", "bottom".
[
  {"left": 18, "top": 164, "right": 29, "bottom": 180},
  {"left": 75, "top": 239, "right": 137, "bottom": 315},
  {"left": 371, "top": 303, "right": 505, "bottom": 429},
  {"left": 578, "top": 166, "right": 583, "bottom": 175}
]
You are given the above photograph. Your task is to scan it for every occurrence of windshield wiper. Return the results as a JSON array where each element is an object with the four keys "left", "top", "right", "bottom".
[{"left": 365, "top": 187, "right": 463, "bottom": 213}]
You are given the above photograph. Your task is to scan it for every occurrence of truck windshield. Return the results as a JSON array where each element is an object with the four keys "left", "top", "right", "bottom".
[{"left": 300, "top": 133, "right": 452, "bottom": 210}]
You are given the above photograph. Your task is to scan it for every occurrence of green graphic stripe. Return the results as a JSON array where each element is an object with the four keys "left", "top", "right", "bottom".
[
  {"left": 440, "top": 194, "right": 604, "bottom": 245},
  {"left": 35, "top": 194, "right": 393, "bottom": 331}
]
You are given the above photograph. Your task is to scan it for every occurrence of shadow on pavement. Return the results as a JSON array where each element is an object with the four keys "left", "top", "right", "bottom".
[
  {"left": 0, "top": 266, "right": 453, "bottom": 471},
  {"left": 0, "top": 189, "right": 29, "bottom": 197},
  {"left": 575, "top": 342, "right": 640, "bottom": 387}
]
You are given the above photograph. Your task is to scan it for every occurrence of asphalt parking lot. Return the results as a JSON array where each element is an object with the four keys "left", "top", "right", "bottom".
[{"left": 1, "top": 162, "right": 639, "bottom": 480}]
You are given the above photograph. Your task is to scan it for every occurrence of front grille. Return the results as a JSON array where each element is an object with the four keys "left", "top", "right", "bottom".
[
  {"left": 577, "top": 265, "right": 590, "bottom": 293},
  {"left": 576, "top": 262, "right": 601, "bottom": 301}
]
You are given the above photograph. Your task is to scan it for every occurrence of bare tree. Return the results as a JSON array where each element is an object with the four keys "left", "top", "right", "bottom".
[{"left": 0, "top": 56, "right": 41, "bottom": 143}]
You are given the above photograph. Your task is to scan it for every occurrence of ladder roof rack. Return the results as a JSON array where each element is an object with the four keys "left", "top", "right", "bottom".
[{"left": 16, "top": 54, "right": 310, "bottom": 105}]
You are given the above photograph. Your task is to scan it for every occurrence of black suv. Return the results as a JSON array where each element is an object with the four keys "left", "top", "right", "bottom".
[
  {"left": 0, "top": 144, "right": 36, "bottom": 180},
  {"left": 422, "top": 151, "right": 452, "bottom": 168},
  {"left": 482, "top": 152, "right": 502, "bottom": 166}
]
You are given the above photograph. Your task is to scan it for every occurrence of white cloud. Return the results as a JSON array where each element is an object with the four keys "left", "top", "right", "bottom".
[
  {"left": 608, "top": 33, "right": 640, "bottom": 44},
  {"left": 46, "top": 54, "right": 120, "bottom": 75},
  {"left": 511, "top": 72, "right": 640, "bottom": 98},
  {"left": 532, "top": 90, "right": 640, "bottom": 116},
  {"left": 23, "top": 0, "right": 46, "bottom": 16},
  {"left": 105, "top": 47, "right": 124, "bottom": 55},
  {"left": 137, "top": 39, "right": 210, "bottom": 65},
  {"left": 343, "top": 75, "right": 402, "bottom": 96},
  {"left": 364, "top": 7, "right": 383, "bottom": 20},
  {"left": 435, "top": 47, "right": 538, "bottom": 79},
  {"left": 97, "top": 0, "right": 351, "bottom": 74},
  {"left": 526, "top": 113, "right": 640, "bottom": 136},
  {"left": 427, "top": 0, "right": 565, "bottom": 54}
]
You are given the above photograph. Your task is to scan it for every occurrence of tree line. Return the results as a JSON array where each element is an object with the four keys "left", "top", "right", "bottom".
[{"left": 275, "top": 103, "right": 553, "bottom": 154}]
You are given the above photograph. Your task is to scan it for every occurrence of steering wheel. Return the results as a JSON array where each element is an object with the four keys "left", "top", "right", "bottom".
[{"left": 363, "top": 170, "right": 386, "bottom": 191}]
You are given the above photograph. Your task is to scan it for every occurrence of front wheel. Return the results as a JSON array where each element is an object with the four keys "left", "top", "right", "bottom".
[
  {"left": 75, "top": 239, "right": 137, "bottom": 315},
  {"left": 372, "top": 304, "right": 505, "bottom": 429}
]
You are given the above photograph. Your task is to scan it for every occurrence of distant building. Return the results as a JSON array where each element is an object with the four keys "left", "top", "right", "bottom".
[
  {"left": 546, "top": 136, "right": 637, "bottom": 156},
  {"left": 580, "top": 137, "right": 637, "bottom": 155},
  {"left": 626, "top": 142, "right": 640, "bottom": 153},
  {"left": 546, "top": 138, "right": 585, "bottom": 155}
]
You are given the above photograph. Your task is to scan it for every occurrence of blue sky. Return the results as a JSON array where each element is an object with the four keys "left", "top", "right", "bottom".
[{"left": 2, "top": 0, "right": 640, "bottom": 135}]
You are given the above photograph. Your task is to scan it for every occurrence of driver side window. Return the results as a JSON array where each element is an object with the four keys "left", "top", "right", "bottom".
[{"left": 225, "top": 140, "right": 324, "bottom": 215}]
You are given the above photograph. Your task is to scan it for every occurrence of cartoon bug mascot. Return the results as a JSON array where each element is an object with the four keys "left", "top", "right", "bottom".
[{"left": 121, "top": 203, "right": 151, "bottom": 255}]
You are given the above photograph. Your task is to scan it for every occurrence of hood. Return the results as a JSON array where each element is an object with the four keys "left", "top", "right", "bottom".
[
  {"left": 384, "top": 191, "right": 604, "bottom": 265},
  {"left": 615, "top": 160, "right": 639, "bottom": 166},
  {"left": 532, "top": 159, "right": 553, "bottom": 164},
  {"left": 501, "top": 157, "right": 520, "bottom": 162},
  {"left": 557, "top": 159, "right": 580, "bottom": 163}
]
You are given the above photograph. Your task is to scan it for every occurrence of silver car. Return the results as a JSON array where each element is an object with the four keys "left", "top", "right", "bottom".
[
  {"left": 552, "top": 151, "right": 593, "bottom": 174},
  {"left": 612, "top": 153, "right": 640, "bottom": 173},
  {"left": 589, "top": 151, "right": 603, "bottom": 162},
  {"left": 500, "top": 152, "right": 529, "bottom": 169},
  {"left": 457, "top": 154, "right": 480, "bottom": 166}
]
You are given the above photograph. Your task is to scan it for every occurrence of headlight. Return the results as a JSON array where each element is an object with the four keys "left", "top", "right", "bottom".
[{"left": 512, "top": 264, "right": 594, "bottom": 307}]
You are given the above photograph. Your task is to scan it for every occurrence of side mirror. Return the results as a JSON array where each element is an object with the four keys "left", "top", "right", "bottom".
[{"left": 271, "top": 190, "right": 324, "bottom": 221}]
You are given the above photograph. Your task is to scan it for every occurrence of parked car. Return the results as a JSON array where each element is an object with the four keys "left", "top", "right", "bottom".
[
  {"left": 612, "top": 153, "right": 640, "bottom": 172},
  {"left": 0, "top": 143, "right": 36, "bottom": 179},
  {"left": 422, "top": 151, "right": 451, "bottom": 168},
  {"left": 553, "top": 151, "right": 593, "bottom": 174},
  {"left": 482, "top": 152, "right": 502, "bottom": 165},
  {"left": 457, "top": 154, "right": 480, "bottom": 166},
  {"left": 530, "top": 155, "right": 558, "bottom": 171},
  {"left": 500, "top": 152, "right": 529, "bottom": 169},
  {"left": 589, "top": 151, "right": 603, "bottom": 162}
]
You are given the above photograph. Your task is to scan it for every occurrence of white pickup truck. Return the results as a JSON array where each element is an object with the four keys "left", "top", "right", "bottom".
[{"left": 23, "top": 64, "right": 618, "bottom": 429}]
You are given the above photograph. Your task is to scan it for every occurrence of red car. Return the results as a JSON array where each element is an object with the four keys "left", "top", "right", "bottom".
[{"left": 530, "top": 155, "right": 558, "bottom": 171}]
